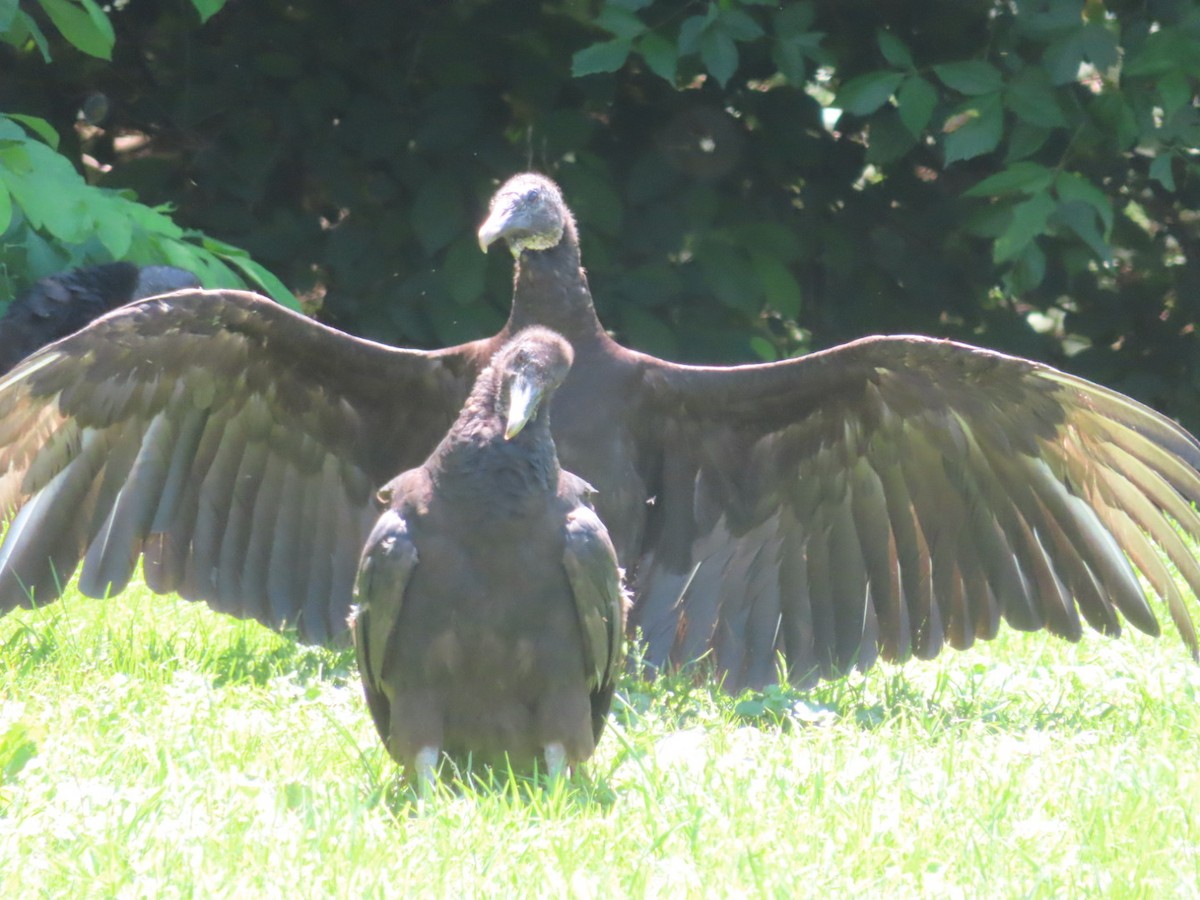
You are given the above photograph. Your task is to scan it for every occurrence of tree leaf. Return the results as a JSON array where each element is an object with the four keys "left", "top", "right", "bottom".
[
  {"left": 678, "top": 8, "right": 717, "bottom": 55},
  {"left": 1123, "top": 26, "right": 1200, "bottom": 78},
  {"left": 1159, "top": 71, "right": 1192, "bottom": 116},
  {"left": 877, "top": 30, "right": 913, "bottom": 69},
  {"left": 1150, "top": 153, "right": 1176, "bottom": 191},
  {"left": 1054, "top": 171, "right": 1112, "bottom": 233},
  {"left": 572, "top": 38, "right": 632, "bottom": 77},
  {"left": 933, "top": 60, "right": 1003, "bottom": 95},
  {"left": 1006, "top": 240, "right": 1046, "bottom": 293},
  {"left": 636, "top": 31, "right": 677, "bottom": 82},
  {"left": 125, "top": 199, "right": 184, "bottom": 240},
  {"left": 753, "top": 251, "right": 801, "bottom": 319},
  {"left": 1005, "top": 67, "right": 1066, "bottom": 128},
  {"left": 700, "top": 28, "right": 739, "bottom": 87},
  {"left": 1005, "top": 123, "right": 1051, "bottom": 161},
  {"left": 897, "top": 75, "right": 937, "bottom": 136},
  {"left": 1042, "top": 31, "right": 1086, "bottom": 86},
  {"left": 699, "top": 241, "right": 761, "bottom": 314},
  {"left": 2, "top": 10, "right": 52, "bottom": 61},
  {"left": 218, "top": 253, "right": 300, "bottom": 309},
  {"left": 718, "top": 8, "right": 763, "bottom": 42},
  {"left": 994, "top": 192, "right": 1055, "bottom": 262},
  {"left": 964, "top": 161, "right": 1055, "bottom": 197},
  {"left": 38, "top": 0, "right": 114, "bottom": 60},
  {"left": 773, "top": 31, "right": 823, "bottom": 85},
  {"left": 0, "top": 1, "right": 18, "bottom": 35},
  {"left": 3, "top": 114, "right": 59, "bottom": 150},
  {"left": 95, "top": 201, "right": 133, "bottom": 258},
  {"left": 834, "top": 70, "right": 905, "bottom": 116},
  {"left": 596, "top": 6, "right": 646, "bottom": 40},
  {"left": 1089, "top": 91, "right": 1138, "bottom": 151},
  {"left": 1080, "top": 21, "right": 1119, "bottom": 70},
  {"left": 1056, "top": 199, "right": 1112, "bottom": 262},
  {"left": 942, "top": 94, "right": 1003, "bottom": 165},
  {"left": 190, "top": 0, "right": 229, "bottom": 23},
  {"left": 749, "top": 336, "right": 778, "bottom": 362},
  {"left": 3, "top": 143, "right": 89, "bottom": 241},
  {"left": 0, "top": 181, "right": 11, "bottom": 236}
]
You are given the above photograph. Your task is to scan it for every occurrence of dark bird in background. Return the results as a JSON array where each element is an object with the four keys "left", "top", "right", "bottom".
[
  {"left": 0, "top": 262, "right": 200, "bottom": 374},
  {"left": 351, "top": 327, "right": 625, "bottom": 786},
  {"left": 0, "top": 172, "right": 1199, "bottom": 712}
]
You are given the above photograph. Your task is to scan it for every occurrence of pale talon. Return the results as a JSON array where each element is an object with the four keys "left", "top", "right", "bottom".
[
  {"left": 544, "top": 742, "right": 567, "bottom": 780},
  {"left": 414, "top": 746, "right": 440, "bottom": 799}
]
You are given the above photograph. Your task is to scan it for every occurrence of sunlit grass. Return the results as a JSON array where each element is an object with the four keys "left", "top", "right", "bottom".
[{"left": 2, "top": 578, "right": 1199, "bottom": 896}]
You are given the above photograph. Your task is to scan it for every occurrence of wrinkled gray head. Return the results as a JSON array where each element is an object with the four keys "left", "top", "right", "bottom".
[
  {"left": 477, "top": 173, "right": 572, "bottom": 257},
  {"left": 132, "top": 266, "right": 201, "bottom": 300},
  {"left": 493, "top": 326, "right": 574, "bottom": 439}
]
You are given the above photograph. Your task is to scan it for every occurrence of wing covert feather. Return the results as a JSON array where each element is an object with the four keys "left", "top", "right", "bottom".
[{"left": 562, "top": 502, "right": 626, "bottom": 692}]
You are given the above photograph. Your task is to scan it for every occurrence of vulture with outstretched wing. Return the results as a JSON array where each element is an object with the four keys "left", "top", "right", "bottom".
[
  {"left": 1, "top": 173, "right": 1199, "bottom": 694},
  {"left": 0, "top": 262, "right": 200, "bottom": 374},
  {"left": 352, "top": 327, "right": 625, "bottom": 786}
]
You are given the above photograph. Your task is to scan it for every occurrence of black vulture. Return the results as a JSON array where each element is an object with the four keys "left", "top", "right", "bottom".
[
  {"left": 0, "top": 262, "right": 200, "bottom": 374},
  {"left": 0, "top": 173, "right": 1199, "bottom": 696},
  {"left": 351, "top": 326, "right": 625, "bottom": 785}
]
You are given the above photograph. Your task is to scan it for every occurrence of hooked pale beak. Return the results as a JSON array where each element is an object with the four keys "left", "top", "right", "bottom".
[
  {"left": 504, "top": 372, "right": 543, "bottom": 440},
  {"left": 478, "top": 202, "right": 514, "bottom": 253},
  {"left": 478, "top": 195, "right": 531, "bottom": 254}
]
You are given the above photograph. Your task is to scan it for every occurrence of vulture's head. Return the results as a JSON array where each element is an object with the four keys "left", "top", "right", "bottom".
[
  {"left": 494, "top": 327, "right": 574, "bottom": 440},
  {"left": 477, "top": 173, "right": 573, "bottom": 257}
]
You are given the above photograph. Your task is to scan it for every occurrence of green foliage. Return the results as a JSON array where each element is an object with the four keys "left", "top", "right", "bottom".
[
  {"left": 0, "top": 0, "right": 292, "bottom": 309},
  {"left": 36, "top": 0, "right": 114, "bottom": 60},
  {"left": 1, "top": 0, "right": 1199, "bottom": 428}
]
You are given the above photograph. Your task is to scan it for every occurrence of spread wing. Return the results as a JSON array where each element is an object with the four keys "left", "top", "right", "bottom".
[
  {"left": 631, "top": 334, "right": 1200, "bottom": 692},
  {"left": 0, "top": 289, "right": 486, "bottom": 642}
]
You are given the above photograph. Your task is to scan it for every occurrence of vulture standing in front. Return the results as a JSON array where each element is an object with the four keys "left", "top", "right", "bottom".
[
  {"left": 351, "top": 327, "right": 625, "bottom": 785},
  {"left": 0, "top": 262, "right": 200, "bottom": 374},
  {"left": 0, "top": 173, "right": 1199, "bottom": 696}
]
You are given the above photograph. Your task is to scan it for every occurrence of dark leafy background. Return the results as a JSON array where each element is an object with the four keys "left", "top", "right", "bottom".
[{"left": 2, "top": 0, "right": 1200, "bottom": 428}]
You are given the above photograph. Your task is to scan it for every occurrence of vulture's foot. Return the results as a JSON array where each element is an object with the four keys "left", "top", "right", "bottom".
[
  {"left": 544, "top": 742, "right": 567, "bottom": 781},
  {"left": 414, "top": 745, "right": 440, "bottom": 799}
]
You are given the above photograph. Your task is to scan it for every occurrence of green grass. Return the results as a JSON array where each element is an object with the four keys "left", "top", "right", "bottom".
[{"left": 2, "top": 579, "right": 1199, "bottom": 897}]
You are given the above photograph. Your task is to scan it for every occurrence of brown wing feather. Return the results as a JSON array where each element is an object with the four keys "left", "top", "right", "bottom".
[
  {"left": 351, "top": 506, "right": 419, "bottom": 750},
  {"left": 0, "top": 289, "right": 488, "bottom": 641},
  {"left": 634, "top": 334, "right": 1200, "bottom": 691},
  {"left": 560, "top": 478, "right": 628, "bottom": 742}
]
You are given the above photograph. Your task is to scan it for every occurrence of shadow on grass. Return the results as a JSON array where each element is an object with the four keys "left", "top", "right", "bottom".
[{"left": 616, "top": 653, "right": 1124, "bottom": 744}]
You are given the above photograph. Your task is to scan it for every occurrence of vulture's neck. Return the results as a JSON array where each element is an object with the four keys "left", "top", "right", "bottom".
[
  {"left": 433, "top": 376, "right": 561, "bottom": 509},
  {"left": 506, "top": 232, "right": 604, "bottom": 343}
]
